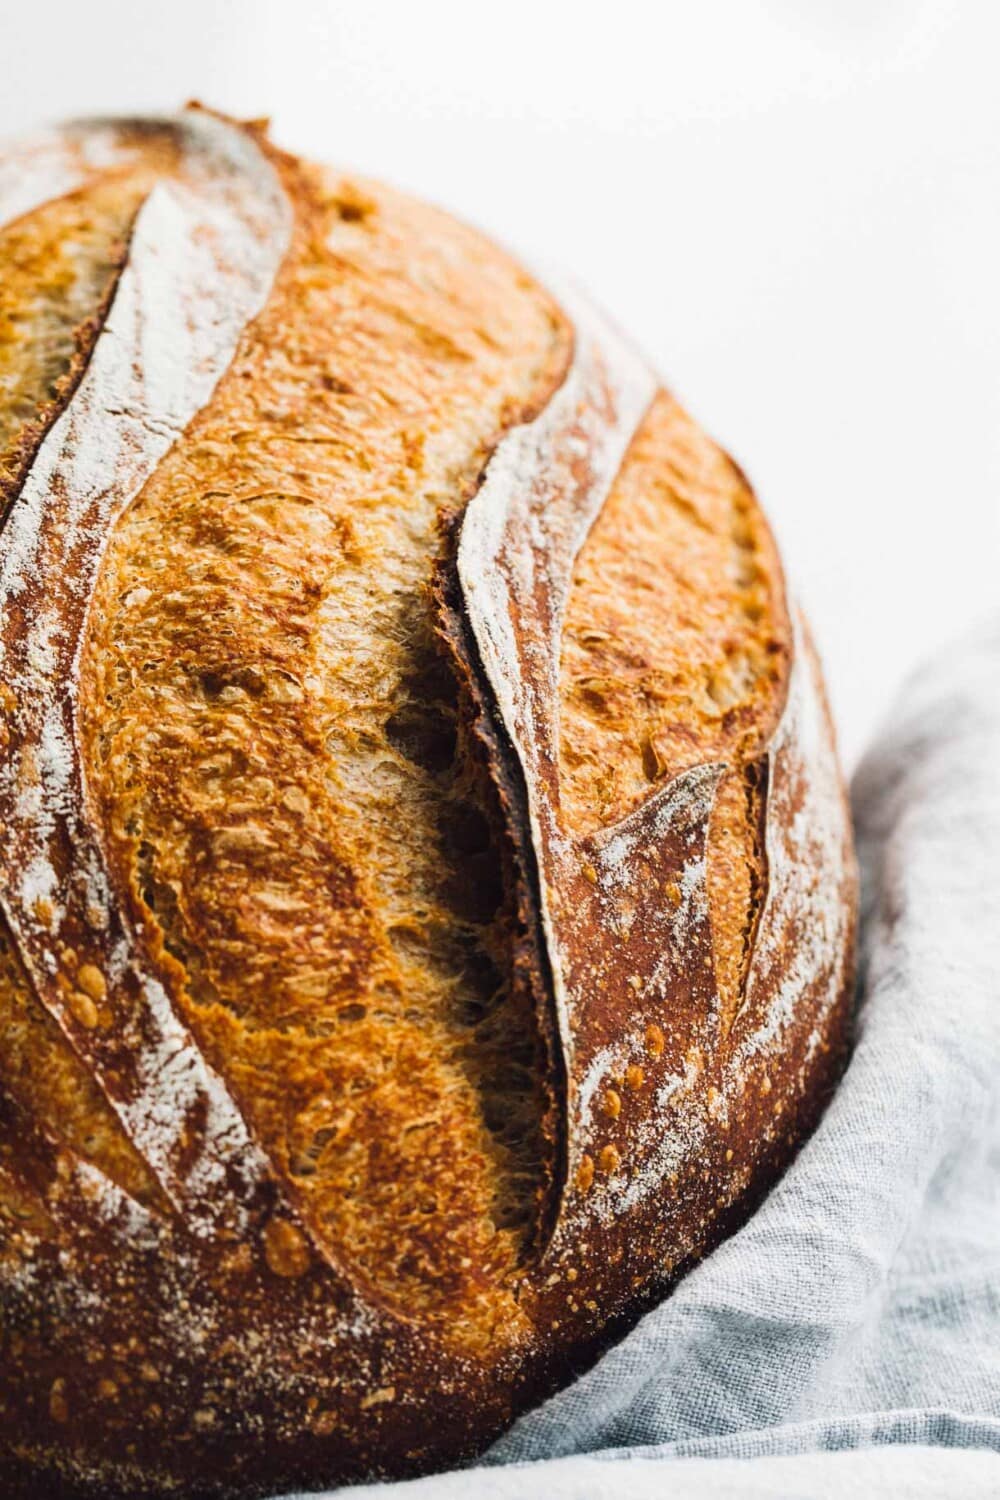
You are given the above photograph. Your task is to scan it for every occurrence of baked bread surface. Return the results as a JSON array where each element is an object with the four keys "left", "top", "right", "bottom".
[{"left": 0, "top": 108, "right": 857, "bottom": 1497}]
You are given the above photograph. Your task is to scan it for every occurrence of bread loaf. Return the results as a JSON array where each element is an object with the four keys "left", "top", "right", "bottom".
[{"left": 0, "top": 106, "right": 857, "bottom": 1497}]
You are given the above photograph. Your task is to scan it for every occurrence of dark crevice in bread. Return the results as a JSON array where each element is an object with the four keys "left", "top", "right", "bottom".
[
  {"left": 737, "top": 758, "right": 771, "bottom": 1021},
  {"left": 370, "top": 617, "right": 555, "bottom": 1253},
  {"left": 434, "top": 518, "right": 569, "bottom": 1262}
]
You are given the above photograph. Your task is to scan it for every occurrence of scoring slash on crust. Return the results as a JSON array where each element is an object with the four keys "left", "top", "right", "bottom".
[{"left": 0, "top": 110, "right": 291, "bottom": 1236}]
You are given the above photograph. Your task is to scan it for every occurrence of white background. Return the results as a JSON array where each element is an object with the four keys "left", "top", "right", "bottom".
[{"left": 2, "top": 0, "right": 998, "bottom": 767}]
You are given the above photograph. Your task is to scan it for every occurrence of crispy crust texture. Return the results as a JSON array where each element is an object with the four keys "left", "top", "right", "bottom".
[{"left": 0, "top": 108, "right": 857, "bottom": 1497}]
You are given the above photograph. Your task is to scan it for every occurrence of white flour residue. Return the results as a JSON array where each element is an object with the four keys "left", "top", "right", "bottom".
[
  {"left": 0, "top": 120, "right": 157, "bottom": 232},
  {"left": 457, "top": 285, "right": 655, "bottom": 1074},
  {"left": 72, "top": 1159, "right": 160, "bottom": 1251},
  {"left": 0, "top": 131, "right": 88, "bottom": 227},
  {"left": 587, "top": 1052, "right": 709, "bottom": 1226},
  {"left": 574, "top": 1037, "right": 639, "bottom": 1134},
  {"left": 0, "top": 109, "right": 291, "bottom": 1230}
]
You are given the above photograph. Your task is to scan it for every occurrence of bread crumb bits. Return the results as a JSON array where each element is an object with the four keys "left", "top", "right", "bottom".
[
  {"left": 67, "top": 989, "right": 100, "bottom": 1029},
  {"left": 360, "top": 1386, "right": 396, "bottom": 1409},
  {"left": 264, "top": 1218, "right": 311, "bottom": 1278},
  {"left": 645, "top": 1024, "right": 664, "bottom": 1057},
  {"left": 76, "top": 963, "right": 107, "bottom": 1001},
  {"left": 602, "top": 1089, "right": 622, "bottom": 1119},
  {"left": 576, "top": 1154, "right": 595, "bottom": 1192},
  {"left": 193, "top": 1408, "right": 217, "bottom": 1429},
  {"left": 220, "top": 1243, "right": 254, "bottom": 1277},
  {"left": 33, "top": 896, "right": 54, "bottom": 928},
  {"left": 625, "top": 1063, "right": 645, "bottom": 1090},
  {"left": 761, "top": 1075, "right": 773, "bottom": 1096},
  {"left": 598, "top": 1144, "right": 620, "bottom": 1174}
]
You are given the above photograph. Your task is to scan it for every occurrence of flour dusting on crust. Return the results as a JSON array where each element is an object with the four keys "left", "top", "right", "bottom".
[
  {"left": 455, "top": 286, "right": 855, "bottom": 1253},
  {"left": 0, "top": 124, "right": 129, "bottom": 226},
  {"left": 0, "top": 110, "right": 291, "bottom": 1232}
]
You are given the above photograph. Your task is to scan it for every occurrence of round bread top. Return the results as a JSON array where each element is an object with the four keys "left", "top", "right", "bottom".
[{"left": 0, "top": 108, "right": 856, "bottom": 1496}]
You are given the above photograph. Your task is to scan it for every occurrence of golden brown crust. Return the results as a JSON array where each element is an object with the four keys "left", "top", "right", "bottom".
[{"left": 0, "top": 109, "right": 857, "bottom": 1497}]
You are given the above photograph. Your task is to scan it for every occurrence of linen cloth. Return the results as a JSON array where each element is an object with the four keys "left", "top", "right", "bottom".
[{"left": 293, "top": 620, "right": 1000, "bottom": 1498}]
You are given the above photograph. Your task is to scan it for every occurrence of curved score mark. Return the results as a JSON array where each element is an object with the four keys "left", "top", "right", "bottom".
[
  {"left": 0, "top": 113, "right": 291, "bottom": 1235},
  {"left": 457, "top": 289, "right": 737, "bottom": 1230}
]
